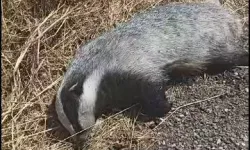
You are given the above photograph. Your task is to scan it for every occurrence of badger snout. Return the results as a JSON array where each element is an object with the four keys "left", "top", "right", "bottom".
[{"left": 77, "top": 111, "right": 96, "bottom": 132}]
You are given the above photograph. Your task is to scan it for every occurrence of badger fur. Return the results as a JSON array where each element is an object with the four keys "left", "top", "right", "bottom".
[{"left": 55, "top": 1, "right": 249, "bottom": 139}]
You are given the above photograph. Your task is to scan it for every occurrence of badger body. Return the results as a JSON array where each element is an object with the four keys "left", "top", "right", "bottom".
[{"left": 56, "top": 2, "right": 248, "bottom": 138}]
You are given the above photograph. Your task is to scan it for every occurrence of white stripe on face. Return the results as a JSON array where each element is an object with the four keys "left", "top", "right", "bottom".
[
  {"left": 81, "top": 69, "right": 105, "bottom": 111},
  {"left": 77, "top": 68, "right": 105, "bottom": 130}
]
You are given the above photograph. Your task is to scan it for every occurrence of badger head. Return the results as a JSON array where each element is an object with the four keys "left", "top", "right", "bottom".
[{"left": 55, "top": 69, "right": 104, "bottom": 140}]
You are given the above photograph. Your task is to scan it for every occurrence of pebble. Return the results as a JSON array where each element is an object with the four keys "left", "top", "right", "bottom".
[
  {"left": 194, "top": 141, "right": 198, "bottom": 145},
  {"left": 232, "top": 80, "right": 236, "bottom": 84},
  {"left": 245, "top": 88, "right": 249, "bottom": 93},
  {"left": 194, "top": 132, "right": 199, "bottom": 138},
  {"left": 224, "top": 109, "right": 229, "bottom": 112},
  {"left": 230, "top": 137, "right": 236, "bottom": 144},
  {"left": 213, "top": 124, "right": 218, "bottom": 129},
  {"left": 217, "top": 139, "right": 221, "bottom": 144},
  {"left": 214, "top": 118, "right": 219, "bottom": 123},
  {"left": 242, "top": 135, "right": 248, "bottom": 142}
]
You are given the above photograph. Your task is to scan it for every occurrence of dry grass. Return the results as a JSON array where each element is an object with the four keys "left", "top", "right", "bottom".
[{"left": 2, "top": 0, "right": 248, "bottom": 149}]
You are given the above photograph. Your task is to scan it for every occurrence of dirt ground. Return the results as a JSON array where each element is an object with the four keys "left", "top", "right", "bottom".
[
  {"left": 150, "top": 67, "right": 249, "bottom": 150},
  {"left": 2, "top": 0, "right": 249, "bottom": 149}
]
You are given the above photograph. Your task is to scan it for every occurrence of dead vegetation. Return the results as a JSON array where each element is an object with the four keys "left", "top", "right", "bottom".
[{"left": 2, "top": 0, "right": 248, "bottom": 149}]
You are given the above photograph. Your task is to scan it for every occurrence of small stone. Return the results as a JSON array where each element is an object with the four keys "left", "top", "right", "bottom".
[
  {"left": 242, "top": 135, "right": 248, "bottom": 142},
  {"left": 217, "top": 139, "right": 221, "bottom": 144},
  {"left": 213, "top": 124, "right": 218, "bottom": 129},
  {"left": 241, "top": 142, "right": 246, "bottom": 146},
  {"left": 214, "top": 118, "right": 219, "bottom": 123},
  {"left": 234, "top": 72, "right": 239, "bottom": 76},
  {"left": 207, "top": 109, "right": 212, "bottom": 113},
  {"left": 232, "top": 80, "right": 236, "bottom": 84},
  {"left": 162, "top": 140, "right": 166, "bottom": 145},
  {"left": 230, "top": 137, "right": 235, "bottom": 142},
  {"left": 194, "top": 132, "right": 199, "bottom": 137},
  {"left": 245, "top": 88, "right": 249, "bottom": 93},
  {"left": 194, "top": 141, "right": 198, "bottom": 145},
  {"left": 224, "top": 109, "right": 229, "bottom": 112}
]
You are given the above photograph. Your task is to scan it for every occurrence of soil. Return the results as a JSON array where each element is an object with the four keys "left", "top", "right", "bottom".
[{"left": 149, "top": 67, "right": 249, "bottom": 150}]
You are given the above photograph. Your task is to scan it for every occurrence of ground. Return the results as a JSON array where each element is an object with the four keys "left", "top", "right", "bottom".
[
  {"left": 151, "top": 67, "right": 249, "bottom": 150},
  {"left": 2, "top": 0, "right": 248, "bottom": 149}
]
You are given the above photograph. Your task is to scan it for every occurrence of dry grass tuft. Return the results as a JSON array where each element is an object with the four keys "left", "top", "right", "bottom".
[{"left": 2, "top": 0, "right": 248, "bottom": 149}]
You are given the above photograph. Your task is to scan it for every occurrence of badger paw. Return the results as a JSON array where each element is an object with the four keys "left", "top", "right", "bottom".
[{"left": 142, "top": 94, "right": 173, "bottom": 117}]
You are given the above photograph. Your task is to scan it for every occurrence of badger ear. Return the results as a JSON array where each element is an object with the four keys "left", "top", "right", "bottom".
[
  {"left": 68, "top": 81, "right": 83, "bottom": 96},
  {"left": 69, "top": 82, "right": 78, "bottom": 92}
]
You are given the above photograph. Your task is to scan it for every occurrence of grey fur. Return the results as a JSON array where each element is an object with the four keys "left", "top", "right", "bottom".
[
  {"left": 55, "top": 2, "right": 248, "bottom": 139},
  {"left": 206, "top": 0, "right": 221, "bottom": 6}
]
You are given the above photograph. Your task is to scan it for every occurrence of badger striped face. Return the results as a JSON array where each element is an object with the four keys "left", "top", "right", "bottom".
[{"left": 55, "top": 69, "right": 105, "bottom": 137}]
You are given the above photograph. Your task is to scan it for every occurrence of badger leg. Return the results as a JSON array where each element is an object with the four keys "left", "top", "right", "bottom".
[
  {"left": 205, "top": 51, "right": 249, "bottom": 74},
  {"left": 140, "top": 82, "right": 173, "bottom": 117},
  {"left": 163, "top": 59, "right": 206, "bottom": 79},
  {"left": 164, "top": 51, "right": 249, "bottom": 78}
]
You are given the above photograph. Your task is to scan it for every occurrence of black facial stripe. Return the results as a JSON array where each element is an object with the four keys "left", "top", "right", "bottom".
[
  {"left": 60, "top": 87, "right": 82, "bottom": 133},
  {"left": 60, "top": 75, "right": 86, "bottom": 133}
]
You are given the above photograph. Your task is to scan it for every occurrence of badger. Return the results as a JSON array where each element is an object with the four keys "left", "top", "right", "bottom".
[{"left": 55, "top": 0, "right": 249, "bottom": 140}]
